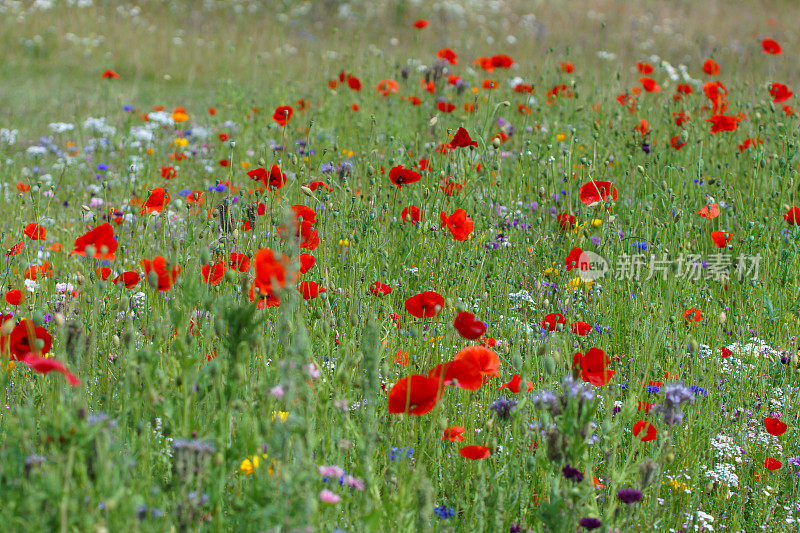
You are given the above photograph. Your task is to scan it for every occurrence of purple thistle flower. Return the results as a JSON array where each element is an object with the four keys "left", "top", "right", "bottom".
[{"left": 617, "top": 488, "right": 643, "bottom": 504}]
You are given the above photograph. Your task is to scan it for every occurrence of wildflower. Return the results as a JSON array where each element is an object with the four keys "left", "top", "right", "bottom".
[
  {"left": 459, "top": 445, "right": 491, "bottom": 459},
  {"left": 489, "top": 397, "right": 518, "bottom": 420},
  {"left": 562, "top": 465, "right": 584, "bottom": 482},
  {"left": 617, "top": 488, "right": 643, "bottom": 504},
  {"left": 319, "top": 489, "right": 340, "bottom": 504},
  {"left": 434, "top": 506, "right": 455, "bottom": 519},
  {"left": 579, "top": 517, "right": 602, "bottom": 530}
]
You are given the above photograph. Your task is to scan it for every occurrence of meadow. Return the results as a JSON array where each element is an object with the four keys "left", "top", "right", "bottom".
[{"left": 2, "top": 0, "right": 800, "bottom": 531}]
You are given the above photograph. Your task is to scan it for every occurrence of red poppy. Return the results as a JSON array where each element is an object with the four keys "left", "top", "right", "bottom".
[
  {"left": 24, "top": 262, "right": 53, "bottom": 280},
  {"left": 347, "top": 76, "right": 361, "bottom": 91},
  {"left": 684, "top": 308, "right": 702, "bottom": 323},
  {"left": 637, "top": 62, "right": 653, "bottom": 74},
  {"left": 437, "top": 48, "right": 458, "bottom": 65},
  {"left": 389, "top": 165, "right": 421, "bottom": 189},
  {"left": 6, "top": 241, "right": 23, "bottom": 256},
  {"left": 267, "top": 165, "right": 287, "bottom": 190},
  {"left": 405, "top": 291, "right": 445, "bottom": 318},
  {"left": 393, "top": 350, "right": 411, "bottom": 365},
  {"left": 571, "top": 321, "right": 592, "bottom": 336},
  {"left": 370, "top": 282, "right": 392, "bottom": 296},
  {"left": 514, "top": 83, "right": 533, "bottom": 93},
  {"left": 101, "top": 69, "right": 120, "bottom": 79},
  {"left": 3, "top": 319, "right": 52, "bottom": 360},
  {"left": 272, "top": 105, "right": 293, "bottom": 127},
  {"left": 702, "top": 58, "right": 720, "bottom": 76},
  {"left": 459, "top": 445, "right": 491, "bottom": 460},
  {"left": 572, "top": 347, "right": 615, "bottom": 387},
  {"left": 541, "top": 313, "right": 566, "bottom": 331},
  {"left": 440, "top": 181, "right": 463, "bottom": 196},
  {"left": 160, "top": 166, "right": 177, "bottom": 179},
  {"left": 229, "top": 253, "right": 251, "bottom": 272},
  {"left": 413, "top": 19, "right": 429, "bottom": 29},
  {"left": 578, "top": 180, "right": 618, "bottom": 206},
  {"left": 764, "top": 417, "right": 788, "bottom": 436},
  {"left": 376, "top": 79, "right": 399, "bottom": 97},
  {"left": 762, "top": 39, "right": 782, "bottom": 55},
  {"left": 633, "top": 420, "right": 658, "bottom": 442},
  {"left": 428, "top": 358, "right": 484, "bottom": 390},
  {"left": 564, "top": 247, "right": 585, "bottom": 271},
  {"left": 720, "top": 346, "right": 732, "bottom": 358},
  {"left": 738, "top": 138, "right": 764, "bottom": 153},
  {"left": 71, "top": 223, "right": 118, "bottom": 260},
  {"left": 449, "top": 127, "right": 478, "bottom": 149},
  {"left": 638, "top": 402, "right": 653, "bottom": 413},
  {"left": 670, "top": 136, "right": 686, "bottom": 150},
  {"left": 5, "top": 290, "right": 24, "bottom": 306},
  {"left": 437, "top": 101, "right": 456, "bottom": 113},
  {"left": 296, "top": 220, "right": 319, "bottom": 250},
  {"left": 440, "top": 209, "right": 474, "bottom": 241},
  {"left": 19, "top": 353, "right": 80, "bottom": 386},
  {"left": 482, "top": 79, "right": 497, "bottom": 90},
  {"left": 387, "top": 375, "right": 444, "bottom": 415},
  {"left": 703, "top": 81, "right": 728, "bottom": 113},
  {"left": 765, "top": 457, "right": 782, "bottom": 471},
  {"left": 711, "top": 231, "right": 731, "bottom": 247},
  {"left": 298, "top": 280, "right": 325, "bottom": 299},
  {"left": 698, "top": 203, "right": 720, "bottom": 219},
  {"left": 784, "top": 207, "right": 800, "bottom": 225},
  {"left": 674, "top": 110, "right": 691, "bottom": 126},
  {"left": 498, "top": 374, "right": 534, "bottom": 393},
  {"left": 455, "top": 345, "right": 500, "bottom": 379},
  {"left": 638, "top": 77, "right": 660, "bottom": 93},
  {"left": 559, "top": 62, "right": 575, "bottom": 73},
  {"left": 142, "top": 188, "right": 170, "bottom": 214},
  {"left": 112, "top": 271, "right": 140, "bottom": 289},
  {"left": 453, "top": 311, "right": 486, "bottom": 340},
  {"left": 95, "top": 267, "right": 111, "bottom": 280},
  {"left": 309, "top": 181, "right": 333, "bottom": 193},
  {"left": 298, "top": 254, "right": 316, "bottom": 274},
  {"left": 401, "top": 205, "right": 422, "bottom": 225},
  {"left": 706, "top": 114, "right": 739, "bottom": 134},
  {"left": 558, "top": 213, "right": 576, "bottom": 229},
  {"left": 770, "top": 83, "right": 793, "bottom": 103},
  {"left": 253, "top": 248, "right": 288, "bottom": 296},
  {"left": 442, "top": 427, "right": 465, "bottom": 441},
  {"left": 24, "top": 223, "right": 46, "bottom": 240},
  {"left": 202, "top": 261, "right": 225, "bottom": 286},
  {"left": 142, "top": 256, "right": 180, "bottom": 291},
  {"left": 676, "top": 83, "right": 693, "bottom": 95}
]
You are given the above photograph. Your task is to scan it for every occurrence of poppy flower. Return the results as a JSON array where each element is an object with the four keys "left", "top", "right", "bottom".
[
  {"left": 764, "top": 417, "right": 788, "bottom": 436},
  {"left": 3, "top": 319, "right": 52, "bottom": 360},
  {"left": 541, "top": 313, "right": 566, "bottom": 331},
  {"left": 71, "top": 223, "right": 118, "bottom": 260},
  {"left": 142, "top": 188, "right": 170, "bottom": 214},
  {"left": 498, "top": 374, "right": 534, "bottom": 393},
  {"left": 514, "top": 83, "right": 533, "bottom": 93},
  {"left": 571, "top": 321, "right": 592, "bottom": 336},
  {"left": 370, "top": 282, "right": 392, "bottom": 296},
  {"left": 706, "top": 114, "right": 739, "bottom": 134},
  {"left": 376, "top": 79, "right": 399, "bottom": 97},
  {"left": 101, "top": 69, "right": 120, "bottom": 79},
  {"left": 253, "top": 248, "right": 288, "bottom": 296},
  {"left": 738, "top": 138, "right": 764, "bottom": 153},
  {"left": 455, "top": 345, "right": 500, "bottom": 379},
  {"left": 720, "top": 346, "right": 732, "bottom": 358},
  {"left": 309, "top": 181, "right": 333, "bottom": 193},
  {"left": 405, "top": 291, "right": 445, "bottom": 318},
  {"left": 765, "top": 457, "right": 782, "bottom": 471},
  {"left": 393, "top": 350, "right": 411, "bottom": 365},
  {"left": 673, "top": 110, "right": 691, "bottom": 126},
  {"left": 272, "top": 105, "right": 293, "bottom": 127},
  {"left": 436, "top": 48, "right": 458, "bottom": 64},
  {"left": 160, "top": 166, "right": 177, "bottom": 179},
  {"left": 637, "top": 62, "right": 653, "bottom": 74},
  {"left": 389, "top": 165, "right": 421, "bottom": 189},
  {"left": 112, "top": 271, "right": 140, "bottom": 289},
  {"left": 298, "top": 254, "right": 316, "bottom": 274},
  {"left": 453, "top": 311, "right": 486, "bottom": 340},
  {"left": 784, "top": 207, "right": 800, "bottom": 225},
  {"left": 442, "top": 427, "right": 465, "bottom": 441},
  {"left": 762, "top": 39, "right": 782, "bottom": 55},
  {"left": 24, "top": 262, "right": 53, "bottom": 280},
  {"left": 632, "top": 420, "right": 658, "bottom": 442},
  {"left": 572, "top": 347, "right": 615, "bottom": 387},
  {"left": 559, "top": 62, "right": 575, "bottom": 73},
  {"left": 437, "top": 101, "right": 456, "bottom": 113},
  {"left": 711, "top": 231, "right": 731, "bottom": 247},
  {"left": 703, "top": 81, "right": 728, "bottom": 113},
  {"left": 298, "top": 280, "right": 325, "bottom": 299},
  {"left": 401, "top": 205, "right": 422, "bottom": 225},
  {"left": 459, "top": 445, "right": 491, "bottom": 460},
  {"left": 578, "top": 180, "right": 618, "bottom": 206},
  {"left": 95, "top": 267, "right": 112, "bottom": 281},
  {"left": 670, "top": 136, "right": 686, "bottom": 150},
  {"left": 347, "top": 76, "right": 361, "bottom": 91},
  {"left": 676, "top": 83, "right": 693, "bottom": 95},
  {"left": 449, "top": 127, "right": 478, "bottom": 149},
  {"left": 202, "top": 261, "right": 225, "bottom": 286},
  {"left": 19, "top": 353, "right": 80, "bottom": 386},
  {"left": 702, "top": 59, "right": 720, "bottom": 76},
  {"left": 229, "top": 253, "right": 251, "bottom": 272},
  {"left": 482, "top": 79, "right": 497, "bottom": 90},
  {"left": 6, "top": 241, "right": 23, "bottom": 256},
  {"left": 769, "top": 83, "right": 793, "bottom": 103},
  {"left": 142, "top": 256, "right": 181, "bottom": 291},
  {"left": 5, "top": 290, "right": 24, "bottom": 306},
  {"left": 638, "top": 77, "right": 660, "bottom": 93},
  {"left": 413, "top": 19, "right": 428, "bottom": 29},
  {"left": 440, "top": 181, "right": 463, "bottom": 196},
  {"left": 564, "top": 247, "right": 585, "bottom": 271},
  {"left": 24, "top": 223, "right": 46, "bottom": 240},
  {"left": 558, "top": 213, "right": 576, "bottom": 229},
  {"left": 428, "top": 359, "right": 484, "bottom": 390},
  {"left": 387, "top": 375, "right": 444, "bottom": 415},
  {"left": 440, "top": 209, "right": 474, "bottom": 241},
  {"left": 267, "top": 165, "right": 287, "bottom": 190},
  {"left": 684, "top": 308, "right": 702, "bottom": 323},
  {"left": 698, "top": 203, "right": 720, "bottom": 219}
]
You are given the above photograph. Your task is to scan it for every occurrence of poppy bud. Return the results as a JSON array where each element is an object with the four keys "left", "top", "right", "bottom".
[
  {"left": 688, "top": 339, "right": 699, "bottom": 353},
  {"left": 718, "top": 312, "right": 727, "bottom": 324},
  {"left": 54, "top": 313, "right": 66, "bottom": 327},
  {"left": 147, "top": 271, "right": 159, "bottom": 289},
  {"left": 32, "top": 311, "right": 44, "bottom": 327},
  {"left": 1, "top": 318, "right": 13, "bottom": 335},
  {"left": 665, "top": 451, "right": 675, "bottom": 464},
  {"left": 543, "top": 355, "right": 556, "bottom": 375},
  {"left": 512, "top": 352, "right": 522, "bottom": 369},
  {"left": 536, "top": 344, "right": 547, "bottom": 357}
]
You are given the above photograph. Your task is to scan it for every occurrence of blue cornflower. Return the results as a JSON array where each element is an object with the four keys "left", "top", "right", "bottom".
[
  {"left": 434, "top": 506, "right": 455, "bottom": 519},
  {"left": 96, "top": 163, "right": 108, "bottom": 171},
  {"left": 178, "top": 188, "right": 192, "bottom": 197},
  {"left": 647, "top": 385, "right": 660, "bottom": 394},
  {"left": 123, "top": 105, "right": 134, "bottom": 112},
  {"left": 619, "top": 382, "right": 629, "bottom": 390}
]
